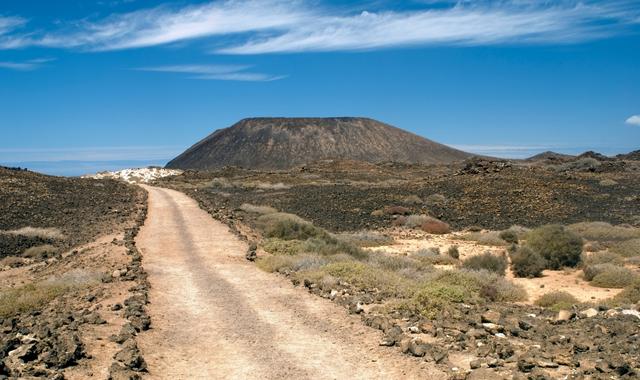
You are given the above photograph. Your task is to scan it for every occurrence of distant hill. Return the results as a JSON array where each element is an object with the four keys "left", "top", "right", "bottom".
[
  {"left": 525, "top": 151, "right": 574, "bottom": 162},
  {"left": 166, "top": 117, "right": 472, "bottom": 170}
]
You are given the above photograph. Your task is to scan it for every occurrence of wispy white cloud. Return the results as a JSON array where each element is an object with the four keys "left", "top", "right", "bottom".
[
  {"left": 136, "top": 64, "right": 285, "bottom": 81},
  {"left": 626, "top": 115, "right": 640, "bottom": 126},
  {"left": 0, "top": 57, "right": 55, "bottom": 71},
  {"left": 0, "top": 146, "right": 183, "bottom": 162},
  {"left": 1, "top": 1, "right": 639, "bottom": 53}
]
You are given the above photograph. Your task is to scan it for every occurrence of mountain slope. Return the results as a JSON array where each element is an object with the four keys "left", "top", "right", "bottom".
[{"left": 166, "top": 117, "right": 471, "bottom": 170}]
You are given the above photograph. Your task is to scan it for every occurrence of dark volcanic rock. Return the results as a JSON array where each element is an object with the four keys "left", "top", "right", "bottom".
[{"left": 166, "top": 117, "right": 471, "bottom": 170}]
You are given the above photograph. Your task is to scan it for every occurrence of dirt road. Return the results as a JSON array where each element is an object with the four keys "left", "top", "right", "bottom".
[{"left": 136, "top": 186, "right": 444, "bottom": 379}]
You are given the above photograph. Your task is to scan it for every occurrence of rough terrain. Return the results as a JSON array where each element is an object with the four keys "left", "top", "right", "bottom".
[{"left": 136, "top": 186, "right": 444, "bottom": 379}]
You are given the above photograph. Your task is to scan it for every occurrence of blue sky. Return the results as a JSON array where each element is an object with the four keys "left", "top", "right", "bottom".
[{"left": 1, "top": 0, "right": 639, "bottom": 175}]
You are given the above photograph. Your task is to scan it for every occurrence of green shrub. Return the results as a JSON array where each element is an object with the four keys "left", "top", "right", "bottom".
[
  {"left": 408, "top": 283, "right": 469, "bottom": 318},
  {"left": 526, "top": 225, "right": 583, "bottom": 269},
  {"left": 535, "top": 291, "right": 578, "bottom": 311},
  {"left": 261, "top": 238, "right": 306, "bottom": 256},
  {"left": 499, "top": 230, "right": 519, "bottom": 244},
  {"left": 303, "top": 237, "right": 368, "bottom": 260},
  {"left": 447, "top": 245, "right": 460, "bottom": 260},
  {"left": 511, "top": 247, "right": 547, "bottom": 278},
  {"left": 462, "top": 252, "right": 508, "bottom": 276},
  {"left": 590, "top": 266, "right": 638, "bottom": 288},
  {"left": 262, "top": 219, "right": 328, "bottom": 241},
  {"left": 0, "top": 283, "right": 69, "bottom": 318},
  {"left": 610, "top": 239, "right": 640, "bottom": 257},
  {"left": 322, "top": 261, "right": 412, "bottom": 297}
]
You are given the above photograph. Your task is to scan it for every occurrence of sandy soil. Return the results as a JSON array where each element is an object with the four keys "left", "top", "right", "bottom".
[
  {"left": 369, "top": 229, "right": 623, "bottom": 304},
  {"left": 136, "top": 186, "right": 444, "bottom": 379}
]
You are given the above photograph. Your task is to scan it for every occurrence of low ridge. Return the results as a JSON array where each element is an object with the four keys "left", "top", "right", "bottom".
[{"left": 166, "top": 117, "right": 471, "bottom": 170}]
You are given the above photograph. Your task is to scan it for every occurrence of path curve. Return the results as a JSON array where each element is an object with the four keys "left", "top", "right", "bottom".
[{"left": 136, "top": 186, "right": 444, "bottom": 379}]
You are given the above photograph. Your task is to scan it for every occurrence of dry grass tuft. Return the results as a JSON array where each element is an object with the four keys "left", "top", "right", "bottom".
[
  {"left": 1, "top": 227, "right": 66, "bottom": 241},
  {"left": 239, "top": 203, "right": 277, "bottom": 215}
]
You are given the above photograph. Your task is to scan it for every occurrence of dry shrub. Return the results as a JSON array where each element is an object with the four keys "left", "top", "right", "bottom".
[
  {"left": 590, "top": 266, "right": 638, "bottom": 288},
  {"left": 208, "top": 177, "right": 233, "bottom": 188},
  {"left": 256, "top": 182, "right": 290, "bottom": 190},
  {"left": 384, "top": 205, "right": 411, "bottom": 215},
  {"left": 582, "top": 251, "right": 624, "bottom": 267},
  {"left": 337, "top": 231, "right": 393, "bottom": 247},
  {"left": 567, "top": 222, "right": 640, "bottom": 241},
  {"left": 499, "top": 230, "right": 519, "bottom": 244},
  {"left": 447, "top": 245, "right": 460, "bottom": 260},
  {"left": 0, "top": 256, "right": 26, "bottom": 268},
  {"left": 303, "top": 238, "right": 368, "bottom": 260},
  {"left": 402, "top": 195, "right": 423, "bottom": 204},
  {"left": 462, "top": 252, "right": 508, "bottom": 276},
  {"left": 23, "top": 244, "right": 59, "bottom": 259},
  {"left": 424, "top": 194, "right": 446, "bottom": 206},
  {"left": 599, "top": 179, "right": 618, "bottom": 187},
  {"left": 321, "top": 261, "right": 412, "bottom": 297},
  {"left": 239, "top": 203, "right": 277, "bottom": 215},
  {"left": 257, "top": 254, "right": 329, "bottom": 273},
  {"left": 535, "top": 291, "right": 578, "bottom": 311},
  {"left": 610, "top": 239, "right": 640, "bottom": 257},
  {"left": 403, "top": 214, "right": 430, "bottom": 228},
  {"left": 510, "top": 247, "right": 546, "bottom": 278},
  {"left": 420, "top": 217, "right": 450, "bottom": 234},
  {"left": 526, "top": 225, "right": 583, "bottom": 269},
  {"left": 611, "top": 280, "right": 640, "bottom": 306},
  {"left": 261, "top": 239, "right": 306, "bottom": 256},
  {"left": 370, "top": 209, "right": 385, "bottom": 217},
  {"left": 460, "top": 231, "right": 507, "bottom": 246},
  {"left": 257, "top": 213, "right": 327, "bottom": 241},
  {"left": 1, "top": 227, "right": 66, "bottom": 241}
]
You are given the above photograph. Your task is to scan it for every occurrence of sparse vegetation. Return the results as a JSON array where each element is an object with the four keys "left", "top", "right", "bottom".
[
  {"left": 337, "top": 231, "right": 393, "bottom": 247},
  {"left": 424, "top": 193, "right": 446, "bottom": 206},
  {"left": 0, "top": 283, "right": 70, "bottom": 317},
  {"left": 460, "top": 231, "right": 508, "bottom": 246},
  {"left": 510, "top": 246, "right": 547, "bottom": 278},
  {"left": 447, "top": 245, "right": 460, "bottom": 260},
  {"left": 610, "top": 238, "right": 640, "bottom": 257},
  {"left": 462, "top": 252, "right": 507, "bottom": 276},
  {"left": 554, "top": 158, "right": 601, "bottom": 172},
  {"left": 591, "top": 266, "right": 637, "bottom": 288},
  {"left": 1, "top": 226, "right": 66, "bottom": 241},
  {"left": 610, "top": 279, "right": 640, "bottom": 306},
  {"left": 567, "top": 222, "right": 640, "bottom": 241},
  {"left": 22, "top": 244, "right": 59, "bottom": 259},
  {"left": 582, "top": 251, "right": 624, "bottom": 267},
  {"left": 599, "top": 179, "right": 618, "bottom": 187},
  {"left": 402, "top": 195, "right": 423, "bottom": 204},
  {"left": 499, "top": 229, "right": 519, "bottom": 244},
  {"left": 261, "top": 238, "right": 306, "bottom": 256},
  {"left": 526, "top": 225, "right": 583, "bottom": 269},
  {"left": 258, "top": 213, "right": 328, "bottom": 241},
  {"left": 535, "top": 291, "right": 579, "bottom": 311},
  {"left": 239, "top": 203, "right": 277, "bottom": 215}
]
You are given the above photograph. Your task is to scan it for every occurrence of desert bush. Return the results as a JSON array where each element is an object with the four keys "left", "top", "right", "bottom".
[
  {"left": 257, "top": 254, "right": 329, "bottom": 273},
  {"left": 599, "top": 179, "right": 618, "bottom": 187},
  {"left": 22, "top": 244, "right": 59, "bottom": 259},
  {"left": 567, "top": 222, "right": 640, "bottom": 241},
  {"left": 583, "top": 263, "right": 618, "bottom": 281},
  {"left": 402, "top": 195, "right": 423, "bottom": 204},
  {"left": 368, "top": 254, "right": 423, "bottom": 272},
  {"left": 1, "top": 227, "right": 65, "bottom": 241},
  {"left": 239, "top": 203, "right": 277, "bottom": 215},
  {"left": 408, "top": 282, "right": 469, "bottom": 318},
  {"left": 257, "top": 213, "right": 328, "bottom": 241},
  {"left": 208, "top": 177, "right": 233, "bottom": 188},
  {"left": 447, "top": 245, "right": 460, "bottom": 260},
  {"left": 535, "top": 291, "right": 579, "bottom": 311},
  {"left": 610, "top": 280, "right": 640, "bottom": 306},
  {"left": 336, "top": 231, "right": 393, "bottom": 247},
  {"left": 499, "top": 230, "right": 519, "bottom": 244},
  {"left": 582, "top": 251, "right": 624, "bottom": 267},
  {"left": 526, "top": 225, "right": 583, "bottom": 269},
  {"left": 460, "top": 231, "right": 507, "bottom": 246},
  {"left": 462, "top": 252, "right": 508, "bottom": 276},
  {"left": 0, "top": 283, "right": 69, "bottom": 317},
  {"left": 255, "top": 182, "right": 290, "bottom": 190},
  {"left": 303, "top": 237, "right": 368, "bottom": 260},
  {"left": 554, "top": 158, "right": 601, "bottom": 172},
  {"left": 510, "top": 247, "right": 547, "bottom": 278},
  {"left": 424, "top": 194, "right": 447, "bottom": 206},
  {"left": 610, "top": 239, "right": 640, "bottom": 257},
  {"left": 322, "top": 261, "right": 412, "bottom": 297},
  {"left": 420, "top": 217, "right": 450, "bottom": 234},
  {"left": 261, "top": 239, "right": 306, "bottom": 256},
  {"left": 590, "top": 266, "right": 637, "bottom": 288},
  {"left": 626, "top": 256, "right": 640, "bottom": 266},
  {"left": 0, "top": 256, "right": 26, "bottom": 268}
]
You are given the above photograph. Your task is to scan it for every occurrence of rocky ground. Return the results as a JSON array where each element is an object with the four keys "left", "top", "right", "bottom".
[
  {"left": 156, "top": 153, "right": 640, "bottom": 379},
  {"left": 0, "top": 167, "right": 150, "bottom": 379},
  {"left": 157, "top": 154, "right": 640, "bottom": 232}
]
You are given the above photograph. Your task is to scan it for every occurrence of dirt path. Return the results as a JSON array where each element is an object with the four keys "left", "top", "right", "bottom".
[{"left": 136, "top": 186, "right": 444, "bottom": 379}]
